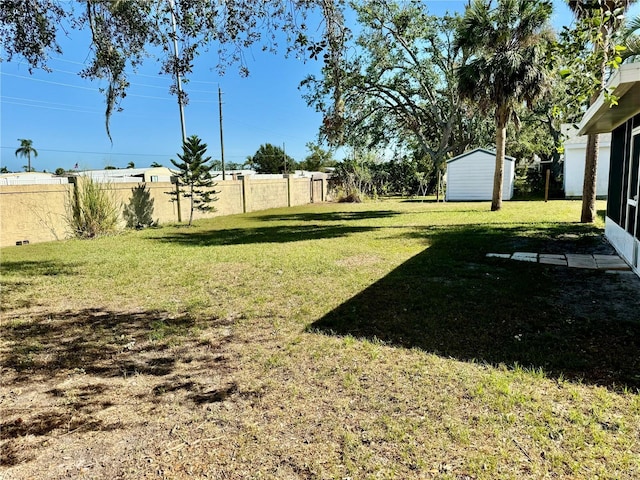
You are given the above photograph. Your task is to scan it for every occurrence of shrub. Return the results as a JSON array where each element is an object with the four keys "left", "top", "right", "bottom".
[{"left": 66, "top": 177, "right": 120, "bottom": 238}]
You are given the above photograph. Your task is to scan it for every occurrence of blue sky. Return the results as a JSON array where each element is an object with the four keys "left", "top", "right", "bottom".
[{"left": 0, "top": 0, "right": 626, "bottom": 173}]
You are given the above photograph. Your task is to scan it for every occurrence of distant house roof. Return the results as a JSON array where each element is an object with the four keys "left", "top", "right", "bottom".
[
  {"left": 0, "top": 171, "right": 69, "bottom": 185},
  {"left": 578, "top": 63, "right": 640, "bottom": 135},
  {"left": 78, "top": 167, "right": 174, "bottom": 178},
  {"left": 446, "top": 148, "right": 515, "bottom": 165}
]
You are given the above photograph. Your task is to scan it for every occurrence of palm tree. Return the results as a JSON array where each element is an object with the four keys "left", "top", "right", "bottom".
[
  {"left": 15, "top": 139, "right": 38, "bottom": 172},
  {"left": 455, "top": 0, "right": 553, "bottom": 211},
  {"left": 568, "top": 0, "right": 637, "bottom": 223},
  {"left": 621, "top": 13, "right": 640, "bottom": 60}
]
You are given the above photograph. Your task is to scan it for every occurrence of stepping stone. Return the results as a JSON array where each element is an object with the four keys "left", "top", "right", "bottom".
[
  {"left": 486, "top": 253, "right": 511, "bottom": 259},
  {"left": 512, "top": 252, "right": 538, "bottom": 263},
  {"left": 539, "top": 254, "right": 568, "bottom": 266},
  {"left": 565, "top": 254, "right": 597, "bottom": 269},
  {"left": 593, "top": 255, "right": 631, "bottom": 270}
]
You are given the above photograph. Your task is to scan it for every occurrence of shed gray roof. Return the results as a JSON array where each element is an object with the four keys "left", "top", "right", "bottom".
[{"left": 446, "top": 148, "right": 515, "bottom": 165}]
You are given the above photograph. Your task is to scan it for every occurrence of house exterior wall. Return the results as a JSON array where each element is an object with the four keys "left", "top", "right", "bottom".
[
  {"left": 445, "top": 149, "right": 514, "bottom": 201},
  {"left": 563, "top": 131, "right": 611, "bottom": 198},
  {"left": 605, "top": 113, "right": 640, "bottom": 276}
]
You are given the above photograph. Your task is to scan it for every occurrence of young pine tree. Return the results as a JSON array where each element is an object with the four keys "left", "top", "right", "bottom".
[{"left": 170, "top": 135, "right": 218, "bottom": 225}]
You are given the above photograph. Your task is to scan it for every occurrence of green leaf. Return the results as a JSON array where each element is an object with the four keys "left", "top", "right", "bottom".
[{"left": 559, "top": 68, "right": 571, "bottom": 79}]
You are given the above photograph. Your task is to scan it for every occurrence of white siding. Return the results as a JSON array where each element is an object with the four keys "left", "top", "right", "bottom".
[
  {"left": 605, "top": 217, "right": 639, "bottom": 276},
  {"left": 563, "top": 134, "right": 611, "bottom": 198},
  {"left": 445, "top": 149, "right": 514, "bottom": 201}
]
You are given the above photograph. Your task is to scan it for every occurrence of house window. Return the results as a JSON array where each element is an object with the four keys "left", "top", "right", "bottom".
[
  {"left": 608, "top": 124, "right": 628, "bottom": 226},
  {"left": 630, "top": 131, "right": 640, "bottom": 239},
  {"left": 151, "top": 175, "right": 159, "bottom": 182}
]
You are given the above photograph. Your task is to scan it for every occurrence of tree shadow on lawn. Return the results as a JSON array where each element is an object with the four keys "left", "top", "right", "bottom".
[
  {"left": 155, "top": 224, "right": 378, "bottom": 246},
  {"left": 0, "top": 307, "right": 237, "bottom": 464},
  {"left": 1, "top": 260, "right": 83, "bottom": 311},
  {"left": 0, "top": 260, "right": 81, "bottom": 277},
  {"left": 0, "top": 308, "right": 196, "bottom": 381},
  {"left": 310, "top": 223, "right": 640, "bottom": 391},
  {"left": 256, "top": 210, "right": 402, "bottom": 223}
]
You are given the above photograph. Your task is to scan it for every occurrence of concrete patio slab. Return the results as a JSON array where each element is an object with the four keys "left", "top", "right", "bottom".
[
  {"left": 485, "top": 252, "right": 629, "bottom": 271},
  {"left": 486, "top": 253, "right": 511, "bottom": 259},
  {"left": 593, "top": 255, "right": 631, "bottom": 270},
  {"left": 565, "top": 254, "right": 598, "bottom": 269},
  {"left": 512, "top": 252, "right": 538, "bottom": 262},
  {"left": 539, "top": 254, "right": 568, "bottom": 266}
]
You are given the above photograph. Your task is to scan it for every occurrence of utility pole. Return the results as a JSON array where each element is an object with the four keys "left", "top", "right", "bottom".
[
  {"left": 168, "top": 0, "right": 184, "bottom": 221},
  {"left": 168, "top": 0, "right": 187, "bottom": 144},
  {"left": 219, "top": 86, "right": 226, "bottom": 180},
  {"left": 283, "top": 142, "right": 287, "bottom": 174}
]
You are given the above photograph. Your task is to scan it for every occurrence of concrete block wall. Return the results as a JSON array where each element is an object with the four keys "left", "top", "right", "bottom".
[
  {"left": 290, "top": 178, "right": 313, "bottom": 206},
  {"left": 1, "top": 176, "right": 327, "bottom": 247},
  {"left": 0, "top": 184, "right": 70, "bottom": 246},
  {"left": 246, "top": 179, "right": 289, "bottom": 213}
]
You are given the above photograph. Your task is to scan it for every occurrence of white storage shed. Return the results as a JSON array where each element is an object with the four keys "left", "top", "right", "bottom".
[
  {"left": 445, "top": 148, "right": 515, "bottom": 201},
  {"left": 562, "top": 124, "right": 611, "bottom": 198}
]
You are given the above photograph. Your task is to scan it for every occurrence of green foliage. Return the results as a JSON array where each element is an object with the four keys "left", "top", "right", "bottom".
[
  {"left": 170, "top": 134, "right": 218, "bottom": 226},
  {"left": 621, "top": 13, "right": 640, "bottom": 61},
  {"left": 556, "top": 0, "right": 636, "bottom": 223},
  {"left": 455, "top": 0, "right": 553, "bottom": 210},
  {"left": 555, "top": 0, "right": 636, "bottom": 112},
  {"left": 15, "top": 138, "right": 38, "bottom": 173},
  {"left": 302, "top": 1, "right": 493, "bottom": 176},
  {"left": 54, "top": 167, "right": 65, "bottom": 175},
  {"left": 66, "top": 177, "right": 120, "bottom": 238},
  {"left": 123, "top": 184, "right": 156, "bottom": 229},
  {"left": 245, "top": 143, "right": 297, "bottom": 174},
  {"left": 330, "top": 157, "right": 375, "bottom": 202},
  {"left": 455, "top": 0, "right": 553, "bottom": 120},
  {"left": 329, "top": 153, "right": 434, "bottom": 201},
  {"left": 299, "top": 142, "right": 336, "bottom": 172}
]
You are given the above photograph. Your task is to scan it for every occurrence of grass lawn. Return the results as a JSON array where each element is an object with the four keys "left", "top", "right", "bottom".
[{"left": 1, "top": 199, "right": 640, "bottom": 479}]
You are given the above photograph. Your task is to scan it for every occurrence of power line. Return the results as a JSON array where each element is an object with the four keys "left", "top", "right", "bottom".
[
  {"left": 2, "top": 95, "right": 97, "bottom": 109},
  {"left": 1, "top": 100, "right": 100, "bottom": 115},
  {"left": 1, "top": 72, "right": 217, "bottom": 103},
  {"left": 50, "top": 56, "right": 221, "bottom": 86},
  {"left": 0, "top": 146, "right": 173, "bottom": 158},
  {"left": 0, "top": 97, "right": 183, "bottom": 119},
  {"left": 1, "top": 72, "right": 97, "bottom": 91}
]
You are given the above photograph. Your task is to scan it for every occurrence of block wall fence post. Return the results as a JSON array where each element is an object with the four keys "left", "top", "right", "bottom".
[{"left": 242, "top": 175, "right": 250, "bottom": 213}]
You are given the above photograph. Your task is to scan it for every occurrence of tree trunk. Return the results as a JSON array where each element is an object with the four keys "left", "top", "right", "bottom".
[
  {"left": 492, "top": 122, "right": 507, "bottom": 211},
  {"left": 189, "top": 183, "right": 195, "bottom": 226},
  {"left": 580, "top": 132, "right": 599, "bottom": 223}
]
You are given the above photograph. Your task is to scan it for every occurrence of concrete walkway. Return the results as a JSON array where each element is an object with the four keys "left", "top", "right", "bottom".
[{"left": 486, "top": 252, "right": 631, "bottom": 271}]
